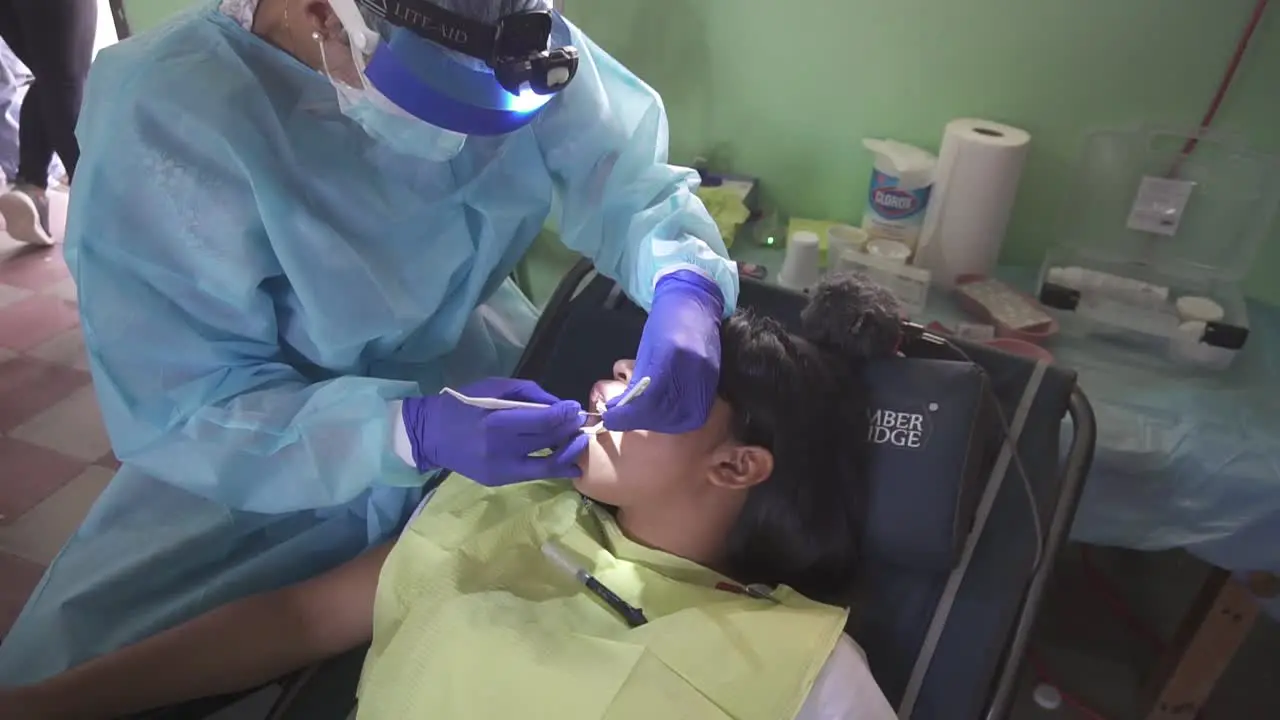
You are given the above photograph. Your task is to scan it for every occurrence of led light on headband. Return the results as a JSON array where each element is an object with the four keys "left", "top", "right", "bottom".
[{"left": 352, "top": 0, "right": 579, "bottom": 96}]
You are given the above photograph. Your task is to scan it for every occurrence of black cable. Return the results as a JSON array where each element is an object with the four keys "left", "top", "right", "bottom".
[{"left": 901, "top": 322, "right": 1045, "bottom": 572}]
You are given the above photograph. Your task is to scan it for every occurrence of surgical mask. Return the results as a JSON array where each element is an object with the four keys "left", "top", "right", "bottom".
[{"left": 315, "top": 31, "right": 467, "bottom": 162}]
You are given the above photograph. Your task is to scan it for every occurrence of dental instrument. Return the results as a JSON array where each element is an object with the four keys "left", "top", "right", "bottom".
[
  {"left": 612, "top": 375, "right": 651, "bottom": 409},
  {"left": 578, "top": 375, "right": 652, "bottom": 434},
  {"left": 445, "top": 376, "right": 650, "bottom": 438},
  {"left": 441, "top": 387, "right": 602, "bottom": 416},
  {"left": 444, "top": 378, "right": 647, "bottom": 412},
  {"left": 442, "top": 375, "right": 650, "bottom": 436}
]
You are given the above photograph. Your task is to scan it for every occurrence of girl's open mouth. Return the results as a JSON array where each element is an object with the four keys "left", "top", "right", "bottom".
[{"left": 584, "top": 383, "right": 615, "bottom": 434}]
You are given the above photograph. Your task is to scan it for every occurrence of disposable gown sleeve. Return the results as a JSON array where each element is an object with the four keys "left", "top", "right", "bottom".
[
  {"left": 534, "top": 25, "right": 739, "bottom": 315},
  {"left": 66, "top": 74, "right": 424, "bottom": 514}
]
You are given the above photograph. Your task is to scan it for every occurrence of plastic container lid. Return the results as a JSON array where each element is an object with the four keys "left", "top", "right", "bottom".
[
  {"left": 862, "top": 139, "right": 937, "bottom": 190},
  {"left": 1052, "top": 126, "right": 1280, "bottom": 283}
]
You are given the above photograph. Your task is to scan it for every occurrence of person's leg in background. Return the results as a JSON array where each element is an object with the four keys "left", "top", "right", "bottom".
[
  {"left": 0, "top": 36, "right": 33, "bottom": 185},
  {"left": 0, "top": 0, "right": 96, "bottom": 246},
  {"left": 0, "top": 0, "right": 49, "bottom": 244}
]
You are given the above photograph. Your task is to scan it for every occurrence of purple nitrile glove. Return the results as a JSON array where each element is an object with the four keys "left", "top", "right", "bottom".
[
  {"left": 604, "top": 270, "right": 724, "bottom": 434},
  {"left": 402, "top": 378, "right": 589, "bottom": 487}
]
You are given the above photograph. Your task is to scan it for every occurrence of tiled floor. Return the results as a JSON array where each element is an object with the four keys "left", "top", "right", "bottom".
[{"left": 0, "top": 189, "right": 118, "bottom": 637}]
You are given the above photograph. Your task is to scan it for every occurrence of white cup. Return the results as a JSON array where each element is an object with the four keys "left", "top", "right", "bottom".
[
  {"left": 778, "top": 231, "right": 823, "bottom": 292},
  {"left": 826, "top": 224, "right": 868, "bottom": 265}
]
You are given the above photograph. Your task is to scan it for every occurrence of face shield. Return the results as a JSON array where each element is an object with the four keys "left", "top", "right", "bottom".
[{"left": 324, "top": 0, "right": 579, "bottom": 159}]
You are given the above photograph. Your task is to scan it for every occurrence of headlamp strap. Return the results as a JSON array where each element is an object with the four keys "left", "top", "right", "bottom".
[{"left": 355, "top": 0, "right": 552, "bottom": 65}]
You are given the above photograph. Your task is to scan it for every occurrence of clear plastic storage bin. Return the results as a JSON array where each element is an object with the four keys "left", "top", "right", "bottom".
[{"left": 1037, "top": 127, "right": 1280, "bottom": 371}]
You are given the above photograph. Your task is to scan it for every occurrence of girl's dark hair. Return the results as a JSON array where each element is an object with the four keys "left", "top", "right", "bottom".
[{"left": 717, "top": 273, "right": 901, "bottom": 606}]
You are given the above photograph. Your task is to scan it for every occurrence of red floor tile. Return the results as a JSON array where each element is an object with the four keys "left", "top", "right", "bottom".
[
  {"left": 0, "top": 436, "right": 88, "bottom": 523},
  {"left": 0, "top": 293, "right": 81, "bottom": 351},
  {"left": 0, "top": 356, "right": 91, "bottom": 431},
  {"left": 0, "top": 550, "right": 45, "bottom": 638},
  {"left": 0, "top": 246, "right": 69, "bottom": 291}
]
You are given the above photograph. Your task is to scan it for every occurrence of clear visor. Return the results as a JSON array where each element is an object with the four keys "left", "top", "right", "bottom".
[
  {"left": 330, "top": 0, "right": 557, "bottom": 81},
  {"left": 328, "top": 0, "right": 428, "bottom": 63},
  {"left": 324, "top": 0, "right": 489, "bottom": 109},
  {"left": 354, "top": 3, "right": 396, "bottom": 55},
  {"left": 316, "top": 28, "right": 468, "bottom": 160},
  {"left": 317, "top": 32, "right": 412, "bottom": 121},
  {"left": 323, "top": 0, "right": 556, "bottom": 137}
]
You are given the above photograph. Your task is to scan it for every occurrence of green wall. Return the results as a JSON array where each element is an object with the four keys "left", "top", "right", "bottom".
[
  {"left": 565, "top": 0, "right": 1280, "bottom": 301},
  {"left": 119, "top": 1, "right": 1280, "bottom": 300},
  {"left": 122, "top": 0, "right": 198, "bottom": 33}
]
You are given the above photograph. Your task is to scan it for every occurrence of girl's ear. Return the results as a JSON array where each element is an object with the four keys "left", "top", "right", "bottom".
[{"left": 707, "top": 444, "right": 772, "bottom": 491}]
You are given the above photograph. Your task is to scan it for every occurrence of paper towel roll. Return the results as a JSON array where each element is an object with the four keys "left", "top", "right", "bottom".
[{"left": 913, "top": 118, "right": 1030, "bottom": 287}]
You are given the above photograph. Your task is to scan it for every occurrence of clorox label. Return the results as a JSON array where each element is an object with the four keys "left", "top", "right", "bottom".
[
  {"left": 868, "top": 170, "right": 930, "bottom": 221},
  {"left": 862, "top": 168, "right": 933, "bottom": 247}
]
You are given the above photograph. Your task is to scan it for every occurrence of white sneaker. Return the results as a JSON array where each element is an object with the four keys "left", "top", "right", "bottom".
[
  {"left": 48, "top": 171, "right": 70, "bottom": 191},
  {"left": 0, "top": 185, "right": 53, "bottom": 246}
]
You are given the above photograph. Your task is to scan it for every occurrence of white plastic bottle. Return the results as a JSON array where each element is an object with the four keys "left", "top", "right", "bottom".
[{"left": 861, "top": 139, "right": 937, "bottom": 253}]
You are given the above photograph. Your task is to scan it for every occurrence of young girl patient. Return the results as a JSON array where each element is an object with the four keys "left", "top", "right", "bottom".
[{"left": 0, "top": 275, "right": 901, "bottom": 720}]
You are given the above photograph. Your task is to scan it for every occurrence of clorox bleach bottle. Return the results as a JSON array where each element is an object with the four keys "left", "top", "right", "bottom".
[{"left": 861, "top": 139, "right": 937, "bottom": 254}]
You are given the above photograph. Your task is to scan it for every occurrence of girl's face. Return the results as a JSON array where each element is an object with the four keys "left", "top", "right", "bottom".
[{"left": 573, "top": 360, "right": 739, "bottom": 509}]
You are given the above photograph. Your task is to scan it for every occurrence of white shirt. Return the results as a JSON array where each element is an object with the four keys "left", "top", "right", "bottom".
[{"left": 797, "top": 635, "right": 897, "bottom": 719}]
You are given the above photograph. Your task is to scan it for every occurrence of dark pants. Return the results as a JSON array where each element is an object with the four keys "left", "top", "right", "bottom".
[{"left": 0, "top": 0, "right": 96, "bottom": 188}]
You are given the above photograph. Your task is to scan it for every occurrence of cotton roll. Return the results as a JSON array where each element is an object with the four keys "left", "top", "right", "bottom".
[
  {"left": 866, "top": 238, "right": 911, "bottom": 265},
  {"left": 913, "top": 118, "right": 1031, "bottom": 288},
  {"left": 1178, "top": 320, "right": 1208, "bottom": 338},
  {"left": 1175, "top": 295, "right": 1225, "bottom": 323}
]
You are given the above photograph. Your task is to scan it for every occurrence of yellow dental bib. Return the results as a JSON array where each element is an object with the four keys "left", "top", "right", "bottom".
[{"left": 357, "top": 478, "right": 848, "bottom": 719}]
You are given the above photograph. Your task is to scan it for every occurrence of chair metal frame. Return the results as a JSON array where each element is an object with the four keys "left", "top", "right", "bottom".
[{"left": 984, "top": 387, "right": 1095, "bottom": 719}]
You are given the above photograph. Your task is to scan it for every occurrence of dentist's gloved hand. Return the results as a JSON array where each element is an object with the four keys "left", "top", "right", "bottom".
[
  {"left": 604, "top": 270, "right": 724, "bottom": 434},
  {"left": 402, "top": 378, "right": 589, "bottom": 486}
]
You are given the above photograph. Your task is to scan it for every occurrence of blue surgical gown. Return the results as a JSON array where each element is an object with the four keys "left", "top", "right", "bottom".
[{"left": 0, "top": 7, "right": 738, "bottom": 683}]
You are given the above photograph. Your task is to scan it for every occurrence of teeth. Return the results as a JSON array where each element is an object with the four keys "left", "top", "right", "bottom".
[{"left": 582, "top": 406, "right": 608, "bottom": 436}]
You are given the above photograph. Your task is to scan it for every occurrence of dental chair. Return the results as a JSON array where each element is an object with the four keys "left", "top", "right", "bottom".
[{"left": 138, "top": 259, "right": 1095, "bottom": 720}]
